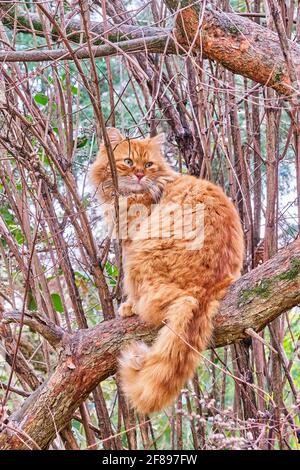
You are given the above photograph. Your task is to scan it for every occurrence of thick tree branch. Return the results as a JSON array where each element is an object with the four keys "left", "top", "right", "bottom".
[
  {"left": 0, "top": 240, "right": 299, "bottom": 449},
  {"left": 2, "top": 1, "right": 300, "bottom": 97},
  {"left": 164, "top": 0, "right": 300, "bottom": 96}
]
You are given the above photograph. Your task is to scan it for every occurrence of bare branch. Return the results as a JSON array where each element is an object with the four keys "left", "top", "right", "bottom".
[
  {"left": 2, "top": 311, "right": 65, "bottom": 349},
  {"left": 0, "top": 35, "right": 175, "bottom": 63}
]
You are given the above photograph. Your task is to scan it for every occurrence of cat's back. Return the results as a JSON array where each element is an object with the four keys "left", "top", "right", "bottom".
[
  {"left": 160, "top": 174, "right": 244, "bottom": 274},
  {"left": 125, "top": 173, "right": 244, "bottom": 295},
  {"left": 162, "top": 174, "right": 234, "bottom": 211}
]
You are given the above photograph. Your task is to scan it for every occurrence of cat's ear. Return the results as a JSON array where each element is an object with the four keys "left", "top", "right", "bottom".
[
  {"left": 150, "top": 133, "right": 165, "bottom": 147},
  {"left": 104, "top": 128, "right": 124, "bottom": 145}
]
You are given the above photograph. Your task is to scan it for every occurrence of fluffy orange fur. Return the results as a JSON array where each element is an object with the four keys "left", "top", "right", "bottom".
[{"left": 90, "top": 128, "right": 244, "bottom": 415}]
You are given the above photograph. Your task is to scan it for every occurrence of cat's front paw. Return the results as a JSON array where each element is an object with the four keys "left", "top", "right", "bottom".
[{"left": 118, "top": 302, "right": 136, "bottom": 318}]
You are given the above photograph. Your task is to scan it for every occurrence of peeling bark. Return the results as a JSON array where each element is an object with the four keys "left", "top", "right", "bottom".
[{"left": 169, "top": 0, "right": 300, "bottom": 98}]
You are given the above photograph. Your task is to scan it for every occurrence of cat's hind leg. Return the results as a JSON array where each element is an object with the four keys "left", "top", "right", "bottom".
[
  {"left": 134, "top": 285, "right": 192, "bottom": 326},
  {"left": 119, "top": 301, "right": 136, "bottom": 318}
]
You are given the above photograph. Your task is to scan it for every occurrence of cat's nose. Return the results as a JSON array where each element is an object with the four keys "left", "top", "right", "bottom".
[{"left": 135, "top": 171, "right": 145, "bottom": 181}]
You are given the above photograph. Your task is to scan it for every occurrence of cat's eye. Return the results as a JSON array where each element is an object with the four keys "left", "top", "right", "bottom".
[
  {"left": 124, "top": 158, "right": 133, "bottom": 167},
  {"left": 144, "top": 162, "right": 153, "bottom": 168}
]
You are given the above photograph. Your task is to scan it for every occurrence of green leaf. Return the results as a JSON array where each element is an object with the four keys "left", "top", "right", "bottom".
[
  {"left": 12, "top": 227, "right": 25, "bottom": 245},
  {"left": 105, "top": 261, "right": 118, "bottom": 278},
  {"left": 34, "top": 93, "right": 48, "bottom": 106},
  {"left": 105, "top": 261, "right": 118, "bottom": 287},
  {"left": 76, "top": 136, "right": 88, "bottom": 148},
  {"left": 28, "top": 292, "right": 37, "bottom": 311},
  {"left": 25, "top": 114, "right": 34, "bottom": 123},
  {"left": 74, "top": 271, "right": 90, "bottom": 281},
  {"left": 51, "top": 293, "right": 64, "bottom": 313},
  {"left": 71, "top": 85, "right": 78, "bottom": 95}
]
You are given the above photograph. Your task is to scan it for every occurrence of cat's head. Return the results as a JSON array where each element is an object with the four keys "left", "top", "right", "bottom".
[{"left": 91, "top": 128, "right": 177, "bottom": 202}]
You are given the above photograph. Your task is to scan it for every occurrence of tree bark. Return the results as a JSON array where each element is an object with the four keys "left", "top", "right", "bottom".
[
  {"left": 164, "top": 0, "right": 300, "bottom": 96},
  {"left": 0, "top": 239, "right": 299, "bottom": 450}
]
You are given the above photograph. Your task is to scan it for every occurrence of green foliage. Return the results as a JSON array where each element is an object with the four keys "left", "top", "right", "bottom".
[
  {"left": 105, "top": 261, "right": 119, "bottom": 287},
  {"left": 51, "top": 293, "right": 64, "bottom": 313},
  {"left": 76, "top": 136, "right": 88, "bottom": 149},
  {"left": 0, "top": 205, "right": 25, "bottom": 245},
  {"left": 34, "top": 93, "right": 48, "bottom": 106}
]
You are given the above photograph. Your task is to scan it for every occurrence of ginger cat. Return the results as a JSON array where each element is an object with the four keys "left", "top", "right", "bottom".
[{"left": 90, "top": 128, "right": 244, "bottom": 415}]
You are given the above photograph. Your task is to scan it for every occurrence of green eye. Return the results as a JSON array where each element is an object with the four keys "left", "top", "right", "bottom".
[
  {"left": 124, "top": 158, "right": 133, "bottom": 167},
  {"left": 144, "top": 162, "right": 153, "bottom": 168}
]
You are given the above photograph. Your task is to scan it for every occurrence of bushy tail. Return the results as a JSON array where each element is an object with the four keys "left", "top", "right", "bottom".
[{"left": 119, "top": 296, "right": 218, "bottom": 414}]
